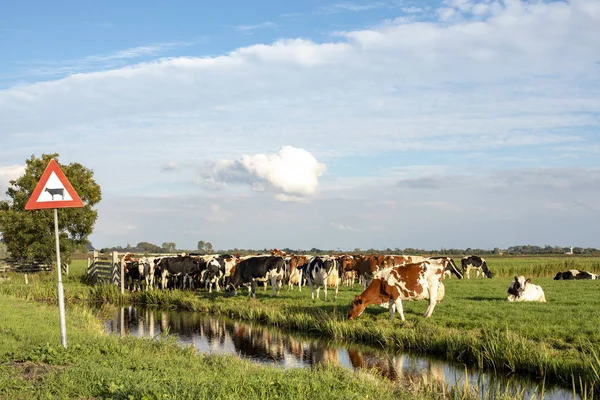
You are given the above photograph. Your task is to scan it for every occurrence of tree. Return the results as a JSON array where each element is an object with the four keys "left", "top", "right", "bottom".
[
  {"left": 161, "top": 242, "right": 176, "bottom": 253},
  {"left": 0, "top": 241, "right": 8, "bottom": 259},
  {"left": 136, "top": 242, "right": 162, "bottom": 253},
  {"left": 0, "top": 154, "right": 101, "bottom": 265},
  {"left": 197, "top": 240, "right": 206, "bottom": 252},
  {"left": 205, "top": 242, "right": 213, "bottom": 253}
]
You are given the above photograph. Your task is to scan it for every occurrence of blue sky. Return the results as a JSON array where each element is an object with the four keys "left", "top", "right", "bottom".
[{"left": 1, "top": 0, "right": 600, "bottom": 251}]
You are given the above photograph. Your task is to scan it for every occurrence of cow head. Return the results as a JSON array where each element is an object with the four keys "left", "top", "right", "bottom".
[
  {"left": 348, "top": 295, "right": 367, "bottom": 320},
  {"left": 482, "top": 261, "right": 493, "bottom": 278},
  {"left": 224, "top": 284, "right": 237, "bottom": 297},
  {"left": 511, "top": 276, "right": 530, "bottom": 296},
  {"left": 553, "top": 272, "right": 564, "bottom": 280}
]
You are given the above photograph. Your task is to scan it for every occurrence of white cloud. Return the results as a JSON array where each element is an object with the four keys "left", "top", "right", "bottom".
[
  {"left": 204, "top": 146, "right": 326, "bottom": 200},
  {"left": 0, "top": 165, "right": 25, "bottom": 199},
  {"left": 234, "top": 21, "right": 278, "bottom": 34},
  {"left": 320, "top": 2, "right": 386, "bottom": 13},
  {"left": 1, "top": 0, "right": 600, "bottom": 249}
]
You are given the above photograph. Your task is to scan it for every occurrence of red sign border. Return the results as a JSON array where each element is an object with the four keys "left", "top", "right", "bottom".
[{"left": 25, "top": 159, "right": 85, "bottom": 210}]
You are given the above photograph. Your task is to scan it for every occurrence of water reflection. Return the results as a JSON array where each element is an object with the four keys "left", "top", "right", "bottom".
[{"left": 103, "top": 307, "right": 577, "bottom": 400}]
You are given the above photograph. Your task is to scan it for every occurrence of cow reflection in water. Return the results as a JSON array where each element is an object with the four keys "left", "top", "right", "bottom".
[
  {"left": 227, "top": 323, "right": 287, "bottom": 363},
  {"left": 347, "top": 349, "right": 445, "bottom": 384}
]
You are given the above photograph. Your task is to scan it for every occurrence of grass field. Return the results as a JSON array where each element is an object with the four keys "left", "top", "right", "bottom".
[
  {"left": 0, "top": 295, "right": 417, "bottom": 400},
  {"left": 1, "top": 256, "right": 599, "bottom": 397}
]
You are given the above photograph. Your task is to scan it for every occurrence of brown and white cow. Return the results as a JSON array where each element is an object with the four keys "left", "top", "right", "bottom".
[
  {"left": 352, "top": 255, "right": 386, "bottom": 288},
  {"left": 348, "top": 258, "right": 462, "bottom": 321},
  {"left": 286, "top": 255, "right": 309, "bottom": 291},
  {"left": 381, "top": 255, "right": 427, "bottom": 269}
]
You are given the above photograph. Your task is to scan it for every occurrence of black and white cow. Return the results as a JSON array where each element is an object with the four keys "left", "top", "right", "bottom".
[
  {"left": 124, "top": 261, "right": 144, "bottom": 291},
  {"left": 203, "top": 254, "right": 238, "bottom": 292},
  {"left": 461, "top": 255, "right": 493, "bottom": 279},
  {"left": 305, "top": 256, "right": 339, "bottom": 301},
  {"left": 138, "top": 257, "right": 162, "bottom": 290},
  {"left": 224, "top": 256, "right": 285, "bottom": 298},
  {"left": 553, "top": 270, "right": 599, "bottom": 280},
  {"left": 158, "top": 256, "right": 206, "bottom": 290}
]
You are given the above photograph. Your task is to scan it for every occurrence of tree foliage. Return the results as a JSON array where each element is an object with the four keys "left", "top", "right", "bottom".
[
  {"left": 0, "top": 154, "right": 101, "bottom": 264},
  {"left": 197, "top": 241, "right": 213, "bottom": 254},
  {"left": 161, "top": 242, "right": 177, "bottom": 253}
]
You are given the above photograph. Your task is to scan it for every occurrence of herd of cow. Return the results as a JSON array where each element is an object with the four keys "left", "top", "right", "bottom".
[{"left": 121, "top": 251, "right": 598, "bottom": 321}]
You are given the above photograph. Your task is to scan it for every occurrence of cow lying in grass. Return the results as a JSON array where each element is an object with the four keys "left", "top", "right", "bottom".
[
  {"left": 553, "top": 270, "right": 598, "bottom": 280},
  {"left": 507, "top": 276, "right": 546, "bottom": 302}
]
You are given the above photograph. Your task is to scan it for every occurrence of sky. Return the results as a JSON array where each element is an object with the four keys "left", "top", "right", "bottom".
[{"left": 1, "top": 0, "right": 599, "bottom": 251}]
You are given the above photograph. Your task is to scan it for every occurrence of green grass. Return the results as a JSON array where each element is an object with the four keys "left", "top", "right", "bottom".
[
  {"left": 1, "top": 294, "right": 554, "bottom": 400},
  {"left": 1, "top": 256, "right": 599, "bottom": 396},
  {"left": 0, "top": 294, "right": 412, "bottom": 400}
]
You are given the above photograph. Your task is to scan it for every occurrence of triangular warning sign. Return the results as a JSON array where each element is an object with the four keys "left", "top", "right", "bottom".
[{"left": 25, "top": 159, "right": 84, "bottom": 210}]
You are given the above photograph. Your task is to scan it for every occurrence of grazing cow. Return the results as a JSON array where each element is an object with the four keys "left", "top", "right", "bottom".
[
  {"left": 553, "top": 270, "right": 599, "bottom": 280},
  {"left": 44, "top": 187, "right": 65, "bottom": 200},
  {"left": 461, "top": 255, "right": 493, "bottom": 278},
  {"left": 157, "top": 256, "right": 206, "bottom": 290},
  {"left": 507, "top": 276, "right": 546, "bottom": 302},
  {"left": 305, "top": 256, "right": 340, "bottom": 301},
  {"left": 224, "top": 256, "right": 286, "bottom": 298},
  {"left": 348, "top": 258, "right": 462, "bottom": 321}
]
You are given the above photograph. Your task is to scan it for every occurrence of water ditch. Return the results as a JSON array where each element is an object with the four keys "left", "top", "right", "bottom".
[{"left": 102, "top": 305, "right": 578, "bottom": 400}]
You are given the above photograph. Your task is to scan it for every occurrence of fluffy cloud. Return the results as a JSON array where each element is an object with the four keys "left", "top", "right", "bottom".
[
  {"left": 0, "top": 165, "right": 25, "bottom": 199},
  {"left": 204, "top": 146, "right": 326, "bottom": 200},
  {"left": 1, "top": 1, "right": 600, "bottom": 249}
]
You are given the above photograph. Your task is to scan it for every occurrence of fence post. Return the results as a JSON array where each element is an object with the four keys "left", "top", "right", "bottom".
[
  {"left": 119, "top": 252, "right": 125, "bottom": 294},
  {"left": 111, "top": 252, "right": 120, "bottom": 287}
]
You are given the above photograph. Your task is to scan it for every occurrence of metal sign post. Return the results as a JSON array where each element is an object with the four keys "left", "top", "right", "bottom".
[
  {"left": 54, "top": 208, "right": 68, "bottom": 348},
  {"left": 25, "top": 159, "right": 85, "bottom": 349}
]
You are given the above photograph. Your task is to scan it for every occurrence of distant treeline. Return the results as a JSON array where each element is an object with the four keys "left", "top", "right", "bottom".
[{"left": 95, "top": 242, "right": 600, "bottom": 256}]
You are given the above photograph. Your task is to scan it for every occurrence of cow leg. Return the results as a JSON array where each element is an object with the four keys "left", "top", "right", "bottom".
[
  {"left": 423, "top": 285, "right": 438, "bottom": 318},
  {"left": 391, "top": 298, "right": 405, "bottom": 321},
  {"left": 334, "top": 282, "right": 339, "bottom": 300},
  {"left": 309, "top": 280, "right": 315, "bottom": 300},
  {"left": 161, "top": 270, "right": 168, "bottom": 290},
  {"left": 277, "top": 277, "right": 282, "bottom": 296},
  {"left": 317, "top": 286, "right": 321, "bottom": 301},
  {"left": 271, "top": 276, "right": 276, "bottom": 297}
]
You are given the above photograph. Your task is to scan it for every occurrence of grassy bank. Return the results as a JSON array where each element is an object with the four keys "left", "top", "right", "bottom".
[
  {"left": 1, "top": 294, "right": 557, "bottom": 400},
  {"left": 1, "top": 256, "right": 599, "bottom": 395},
  {"left": 0, "top": 294, "right": 414, "bottom": 399}
]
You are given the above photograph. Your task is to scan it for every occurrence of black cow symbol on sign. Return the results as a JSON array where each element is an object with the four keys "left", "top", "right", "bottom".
[{"left": 45, "top": 188, "right": 65, "bottom": 200}]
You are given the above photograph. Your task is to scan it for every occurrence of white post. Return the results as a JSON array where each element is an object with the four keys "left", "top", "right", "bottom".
[
  {"left": 120, "top": 253, "right": 125, "bottom": 295},
  {"left": 54, "top": 208, "right": 67, "bottom": 349}
]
